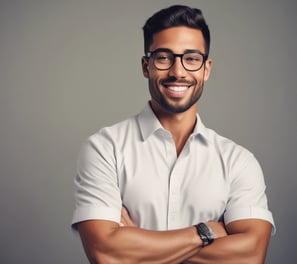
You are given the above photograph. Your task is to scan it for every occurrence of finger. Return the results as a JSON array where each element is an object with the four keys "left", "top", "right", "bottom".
[
  {"left": 121, "top": 207, "right": 136, "bottom": 227},
  {"left": 121, "top": 207, "right": 129, "bottom": 217}
]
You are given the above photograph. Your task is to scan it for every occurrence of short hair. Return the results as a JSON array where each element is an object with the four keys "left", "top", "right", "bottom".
[{"left": 143, "top": 5, "right": 210, "bottom": 55}]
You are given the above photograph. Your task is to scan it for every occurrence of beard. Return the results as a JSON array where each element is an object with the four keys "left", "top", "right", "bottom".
[{"left": 148, "top": 76, "right": 204, "bottom": 114}]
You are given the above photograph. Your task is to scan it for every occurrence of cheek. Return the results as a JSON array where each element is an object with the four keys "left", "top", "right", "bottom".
[
  {"left": 148, "top": 77, "right": 160, "bottom": 92},
  {"left": 193, "top": 72, "right": 205, "bottom": 85},
  {"left": 147, "top": 71, "right": 163, "bottom": 85}
]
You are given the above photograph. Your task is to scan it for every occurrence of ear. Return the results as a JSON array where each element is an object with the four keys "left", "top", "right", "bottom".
[
  {"left": 203, "top": 58, "right": 212, "bottom": 81},
  {"left": 141, "top": 56, "right": 149, "bottom": 78}
]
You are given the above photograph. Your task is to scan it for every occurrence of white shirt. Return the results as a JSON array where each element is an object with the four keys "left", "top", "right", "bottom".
[{"left": 72, "top": 103, "right": 275, "bottom": 232}]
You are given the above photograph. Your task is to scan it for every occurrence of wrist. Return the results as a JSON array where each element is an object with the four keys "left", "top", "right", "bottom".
[
  {"left": 194, "top": 222, "right": 215, "bottom": 247},
  {"left": 191, "top": 226, "right": 203, "bottom": 247}
]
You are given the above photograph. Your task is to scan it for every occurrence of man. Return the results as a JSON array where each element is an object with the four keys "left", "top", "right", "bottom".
[{"left": 72, "top": 5, "right": 275, "bottom": 263}]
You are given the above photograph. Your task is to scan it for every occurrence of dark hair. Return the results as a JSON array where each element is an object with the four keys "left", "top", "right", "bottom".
[{"left": 143, "top": 5, "right": 210, "bottom": 55}]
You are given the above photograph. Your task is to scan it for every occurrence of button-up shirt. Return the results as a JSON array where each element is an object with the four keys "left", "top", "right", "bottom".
[{"left": 72, "top": 103, "right": 275, "bottom": 232}]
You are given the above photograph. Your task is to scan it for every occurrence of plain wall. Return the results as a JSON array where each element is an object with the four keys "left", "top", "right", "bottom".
[{"left": 0, "top": 0, "right": 296, "bottom": 263}]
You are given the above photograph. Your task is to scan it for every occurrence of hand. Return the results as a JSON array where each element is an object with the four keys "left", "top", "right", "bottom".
[
  {"left": 207, "top": 221, "right": 228, "bottom": 239},
  {"left": 120, "top": 207, "right": 137, "bottom": 227}
]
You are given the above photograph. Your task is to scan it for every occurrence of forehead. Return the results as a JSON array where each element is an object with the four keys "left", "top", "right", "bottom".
[{"left": 150, "top": 26, "right": 205, "bottom": 53}]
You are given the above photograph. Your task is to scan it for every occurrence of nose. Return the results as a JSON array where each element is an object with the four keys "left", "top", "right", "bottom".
[{"left": 168, "top": 57, "right": 187, "bottom": 78}]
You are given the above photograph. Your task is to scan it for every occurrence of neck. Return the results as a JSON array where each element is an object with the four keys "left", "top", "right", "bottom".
[{"left": 150, "top": 101, "right": 197, "bottom": 156}]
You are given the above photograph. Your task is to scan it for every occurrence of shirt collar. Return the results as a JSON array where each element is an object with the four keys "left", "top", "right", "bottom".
[
  {"left": 137, "top": 103, "right": 164, "bottom": 141},
  {"left": 192, "top": 114, "right": 210, "bottom": 143},
  {"left": 137, "top": 102, "right": 211, "bottom": 143}
]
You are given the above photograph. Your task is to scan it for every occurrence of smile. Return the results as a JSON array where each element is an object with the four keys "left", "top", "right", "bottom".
[{"left": 167, "top": 86, "right": 189, "bottom": 92}]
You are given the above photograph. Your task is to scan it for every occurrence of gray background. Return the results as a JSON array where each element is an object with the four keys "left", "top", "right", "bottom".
[{"left": 0, "top": 0, "right": 296, "bottom": 263}]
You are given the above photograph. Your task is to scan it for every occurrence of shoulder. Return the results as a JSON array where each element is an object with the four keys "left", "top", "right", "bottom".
[
  {"left": 79, "top": 115, "right": 141, "bottom": 160},
  {"left": 205, "top": 127, "right": 250, "bottom": 155},
  {"left": 77, "top": 116, "right": 138, "bottom": 166},
  {"left": 204, "top": 127, "right": 258, "bottom": 171}
]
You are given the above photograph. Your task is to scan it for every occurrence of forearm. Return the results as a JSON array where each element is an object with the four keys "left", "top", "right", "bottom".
[
  {"left": 78, "top": 221, "right": 202, "bottom": 264},
  {"left": 184, "top": 220, "right": 272, "bottom": 264},
  {"left": 184, "top": 234, "right": 259, "bottom": 264}
]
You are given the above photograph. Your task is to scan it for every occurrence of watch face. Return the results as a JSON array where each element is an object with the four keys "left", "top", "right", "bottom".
[
  {"left": 198, "top": 223, "right": 210, "bottom": 236},
  {"left": 197, "top": 223, "right": 215, "bottom": 246}
]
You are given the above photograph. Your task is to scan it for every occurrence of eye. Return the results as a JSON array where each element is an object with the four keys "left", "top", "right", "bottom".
[
  {"left": 186, "top": 57, "right": 199, "bottom": 61},
  {"left": 184, "top": 54, "right": 203, "bottom": 64},
  {"left": 155, "top": 53, "right": 172, "bottom": 63}
]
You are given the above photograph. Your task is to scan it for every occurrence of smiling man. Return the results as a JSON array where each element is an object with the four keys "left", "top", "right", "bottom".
[{"left": 72, "top": 5, "right": 275, "bottom": 263}]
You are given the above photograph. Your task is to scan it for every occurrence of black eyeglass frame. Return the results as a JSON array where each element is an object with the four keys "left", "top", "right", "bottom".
[{"left": 145, "top": 48, "right": 209, "bottom": 72}]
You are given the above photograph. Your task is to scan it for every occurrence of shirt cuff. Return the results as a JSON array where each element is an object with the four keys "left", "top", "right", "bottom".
[
  {"left": 224, "top": 206, "right": 276, "bottom": 235},
  {"left": 71, "top": 206, "right": 121, "bottom": 230}
]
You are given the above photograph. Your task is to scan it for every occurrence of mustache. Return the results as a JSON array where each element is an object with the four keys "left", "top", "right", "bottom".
[{"left": 161, "top": 76, "right": 195, "bottom": 85}]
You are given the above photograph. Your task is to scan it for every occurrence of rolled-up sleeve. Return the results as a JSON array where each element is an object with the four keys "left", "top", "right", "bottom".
[
  {"left": 224, "top": 153, "right": 276, "bottom": 234},
  {"left": 72, "top": 131, "right": 122, "bottom": 229}
]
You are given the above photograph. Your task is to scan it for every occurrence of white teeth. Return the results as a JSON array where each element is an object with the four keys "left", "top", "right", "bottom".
[{"left": 167, "top": 86, "right": 188, "bottom": 92}]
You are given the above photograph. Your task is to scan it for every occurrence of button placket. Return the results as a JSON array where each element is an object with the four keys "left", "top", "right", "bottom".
[
  {"left": 165, "top": 133, "right": 191, "bottom": 229},
  {"left": 167, "top": 168, "right": 184, "bottom": 229}
]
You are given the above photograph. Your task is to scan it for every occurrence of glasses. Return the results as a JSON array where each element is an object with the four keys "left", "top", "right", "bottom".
[{"left": 146, "top": 48, "right": 208, "bottom": 72}]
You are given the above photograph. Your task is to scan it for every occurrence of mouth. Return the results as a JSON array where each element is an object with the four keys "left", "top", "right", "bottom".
[
  {"left": 162, "top": 83, "right": 192, "bottom": 98},
  {"left": 166, "top": 85, "right": 189, "bottom": 92}
]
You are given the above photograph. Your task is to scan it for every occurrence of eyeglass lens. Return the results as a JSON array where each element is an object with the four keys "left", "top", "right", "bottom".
[{"left": 152, "top": 51, "right": 204, "bottom": 71}]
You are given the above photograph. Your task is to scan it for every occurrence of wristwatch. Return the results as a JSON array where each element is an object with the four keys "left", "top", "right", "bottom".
[{"left": 194, "top": 222, "right": 215, "bottom": 247}]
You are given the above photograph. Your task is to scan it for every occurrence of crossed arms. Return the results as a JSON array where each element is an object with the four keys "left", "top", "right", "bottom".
[{"left": 77, "top": 207, "right": 272, "bottom": 264}]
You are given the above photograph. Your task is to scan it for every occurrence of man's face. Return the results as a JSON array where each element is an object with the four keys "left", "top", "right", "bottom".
[{"left": 142, "top": 26, "right": 212, "bottom": 114}]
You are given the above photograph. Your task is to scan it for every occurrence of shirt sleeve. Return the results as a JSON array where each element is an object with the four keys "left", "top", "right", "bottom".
[
  {"left": 224, "top": 152, "right": 276, "bottom": 234},
  {"left": 71, "top": 131, "right": 122, "bottom": 229}
]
